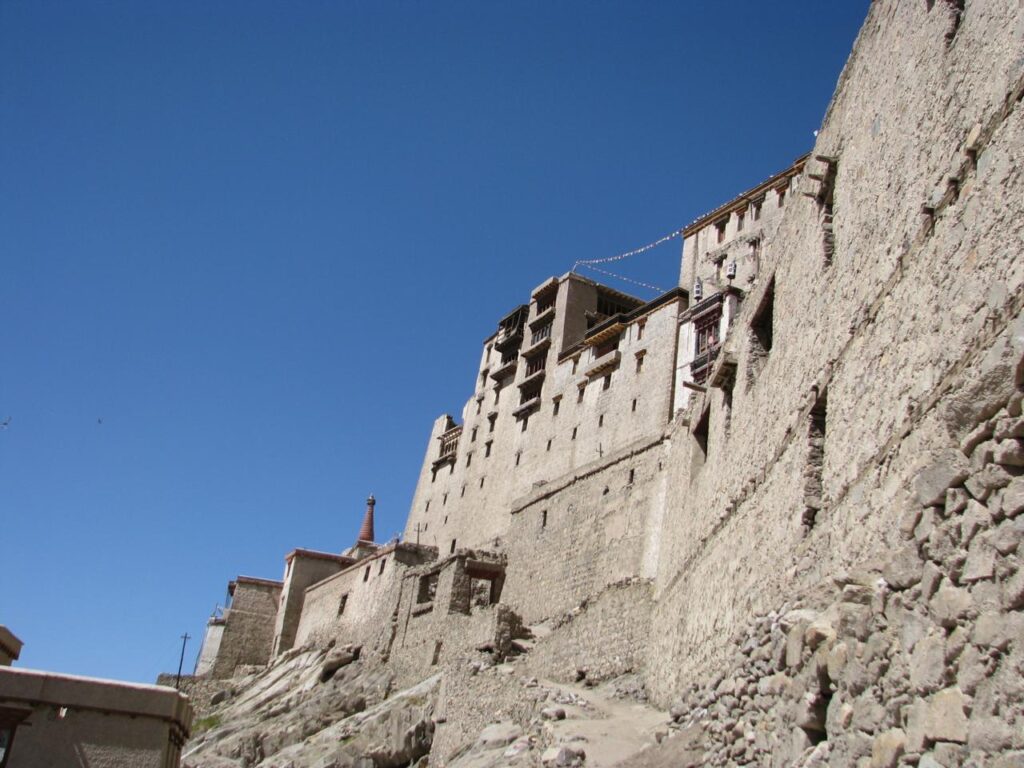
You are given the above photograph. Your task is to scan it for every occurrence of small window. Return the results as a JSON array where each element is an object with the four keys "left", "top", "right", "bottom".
[
  {"left": 736, "top": 211, "right": 745, "bottom": 231},
  {"left": 379, "top": 558, "right": 386, "bottom": 575},
  {"left": 460, "top": 485, "right": 465, "bottom": 497},
  {"left": 541, "top": 509, "right": 548, "bottom": 529},
  {"left": 748, "top": 277, "right": 775, "bottom": 384},
  {"left": 515, "top": 451, "right": 521, "bottom": 466},
  {"left": 521, "top": 417, "right": 529, "bottom": 433},
  {"left": 777, "top": 186, "right": 787, "bottom": 207},
  {"left": 635, "top": 351, "right": 645, "bottom": 373},
  {"left": 603, "top": 374, "right": 612, "bottom": 391},
  {"left": 631, "top": 398, "right": 637, "bottom": 412},
  {"left": 479, "top": 477, "right": 485, "bottom": 488},
  {"left": 485, "top": 440, "right": 492, "bottom": 458},
  {"left": 546, "top": 439, "right": 552, "bottom": 452},
  {"left": 488, "top": 414, "right": 496, "bottom": 433},
  {"left": 577, "top": 386, "right": 585, "bottom": 404},
  {"left": 571, "top": 427, "right": 577, "bottom": 440},
  {"left": 715, "top": 219, "right": 726, "bottom": 243},
  {"left": 471, "top": 427, "right": 477, "bottom": 442},
  {"left": 417, "top": 573, "right": 438, "bottom": 604},
  {"left": 425, "top": 501, "right": 430, "bottom": 512},
  {"left": 450, "top": 539, "right": 457, "bottom": 554},
  {"left": 598, "top": 414, "right": 604, "bottom": 428},
  {"left": 466, "top": 452, "right": 472, "bottom": 467},
  {"left": 752, "top": 199, "right": 762, "bottom": 221},
  {"left": 363, "top": 566, "right": 371, "bottom": 582},
  {"left": 628, "top": 468, "right": 635, "bottom": 484},
  {"left": 636, "top": 320, "right": 645, "bottom": 341},
  {"left": 572, "top": 356, "right": 580, "bottom": 375},
  {"left": 337, "top": 593, "right": 349, "bottom": 615},
  {"left": 552, "top": 397, "right": 561, "bottom": 416},
  {"left": 443, "top": 493, "right": 448, "bottom": 505},
  {"left": 692, "top": 407, "right": 710, "bottom": 471},
  {"left": 476, "top": 398, "right": 483, "bottom": 415}
]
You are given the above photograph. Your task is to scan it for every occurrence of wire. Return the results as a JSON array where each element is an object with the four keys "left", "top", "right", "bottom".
[
  {"left": 573, "top": 228, "right": 682, "bottom": 268},
  {"left": 577, "top": 263, "right": 665, "bottom": 293}
]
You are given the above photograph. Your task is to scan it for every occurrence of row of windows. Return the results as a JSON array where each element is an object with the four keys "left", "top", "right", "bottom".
[{"left": 711, "top": 184, "right": 788, "bottom": 244}]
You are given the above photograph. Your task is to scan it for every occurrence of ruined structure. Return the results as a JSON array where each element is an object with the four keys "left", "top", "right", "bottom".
[{"left": 180, "top": 2, "right": 1024, "bottom": 766}]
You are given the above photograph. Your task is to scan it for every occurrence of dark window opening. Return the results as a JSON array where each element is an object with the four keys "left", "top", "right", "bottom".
[
  {"left": 417, "top": 573, "right": 438, "bottom": 604},
  {"left": 571, "top": 427, "right": 577, "bottom": 440},
  {"left": 636, "top": 321, "right": 646, "bottom": 340},
  {"left": 431, "top": 641, "right": 443, "bottom": 665},
  {"left": 752, "top": 199, "right": 763, "bottom": 221},
  {"left": 595, "top": 335, "right": 620, "bottom": 359},
  {"left": 488, "top": 414, "right": 497, "bottom": 433},
  {"left": 631, "top": 398, "right": 637, "bottom": 412},
  {"left": 363, "top": 566, "right": 371, "bottom": 582},
  {"left": 531, "top": 321, "right": 553, "bottom": 346},
  {"left": 577, "top": 386, "right": 585, "bottom": 404},
  {"left": 443, "top": 493, "right": 448, "bottom": 505},
  {"left": 379, "top": 558, "right": 386, "bottom": 575},
  {"left": 692, "top": 407, "right": 710, "bottom": 473},
  {"left": 521, "top": 417, "right": 529, "bottom": 433},
  {"left": 737, "top": 211, "right": 745, "bottom": 231},
  {"left": 450, "top": 539, "right": 457, "bottom": 554},
  {"left": 546, "top": 439, "right": 552, "bottom": 452},
  {"left": 598, "top": 414, "right": 604, "bottom": 428},
  {"left": 803, "top": 388, "right": 828, "bottom": 534},
  {"left": 541, "top": 509, "right": 548, "bottom": 529},
  {"left": 572, "top": 356, "right": 580, "bottom": 374},
  {"left": 425, "top": 501, "right": 430, "bottom": 512},
  {"left": 460, "top": 485, "right": 465, "bottom": 498},
  {"left": 777, "top": 186, "right": 787, "bottom": 207},
  {"left": 526, "top": 354, "right": 547, "bottom": 376},
  {"left": 471, "top": 427, "right": 477, "bottom": 442},
  {"left": 552, "top": 397, "right": 561, "bottom": 416},
  {"left": 337, "top": 594, "right": 349, "bottom": 615},
  {"left": 536, "top": 293, "right": 556, "bottom": 314},
  {"left": 715, "top": 219, "right": 726, "bottom": 244},
  {"left": 466, "top": 452, "right": 472, "bottom": 467},
  {"left": 628, "top": 468, "right": 635, "bottom": 484},
  {"left": 748, "top": 277, "right": 775, "bottom": 385},
  {"left": 636, "top": 352, "right": 645, "bottom": 373},
  {"left": 479, "top": 477, "right": 485, "bottom": 488},
  {"left": 485, "top": 440, "right": 492, "bottom": 457},
  {"left": 603, "top": 374, "right": 612, "bottom": 391},
  {"left": 515, "top": 451, "right": 521, "bottom": 466}
]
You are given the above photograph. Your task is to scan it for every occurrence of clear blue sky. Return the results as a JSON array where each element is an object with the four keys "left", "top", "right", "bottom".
[{"left": 0, "top": 1, "right": 868, "bottom": 683}]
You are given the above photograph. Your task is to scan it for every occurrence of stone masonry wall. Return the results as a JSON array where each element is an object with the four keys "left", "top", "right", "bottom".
[
  {"left": 646, "top": 0, "right": 1024, "bottom": 708},
  {"left": 295, "top": 544, "right": 436, "bottom": 651},
  {"left": 664, "top": 376, "right": 1024, "bottom": 766},
  {"left": 521, "top": 578, "right": 653, "bottom": 686},
  {"left": 211, "top": 579, "right": 282, "bottom": 679},
  {"left": 502, "top": 436, "right": 669, "bottom": 625}
]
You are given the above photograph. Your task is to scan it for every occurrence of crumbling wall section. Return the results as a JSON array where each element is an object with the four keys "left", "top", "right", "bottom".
[{"left": 664, "top": 382, "right": 1024, "bottom": 765}]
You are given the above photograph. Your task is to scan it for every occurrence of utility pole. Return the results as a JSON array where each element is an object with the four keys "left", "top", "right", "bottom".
[{"left": 176, "top": 633, "right": 191, "bottom": 689}]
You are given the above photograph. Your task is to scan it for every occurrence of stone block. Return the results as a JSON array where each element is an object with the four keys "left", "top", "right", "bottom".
[
  {"left": 914, "top": 451, "right": 970, "bottom": 507},
  {"left": 870, "top": 729, "right": 905, "bottom": 768},
  {"left": 968, "top": 716, "right": 1014, "bottom": 752},
  {"left": 929, "top": 582, "right": 971, "bottom": 628},
  {"left": 995, "top": 416, "right": 1024, "bottom": 440},
  {"left": 1002, "top": 476, "right": 1024, "bottom": 518},
  {"left": 995, "top": 439, "right": 1024, "bottom": 467},
  {"left": 884, "top": 543, "right": 922, "bottom": 590},
  {"left": 909, "top": 633, "right": 946, "bottom": 694},
  {"left": 959, "top": 500, "right": 990, "bottom": 546},
  {"left": 961, "top": 535, "right": 995, "bottom": 582},
  {"left": 478, "top": 722, "right": 523, "bottom": 749},
  {"left": 992, "top": 517, "right": 1024, "bottom": 555},
  {"left": 924, "top": 687, "right": 969, "bottom": 744},
  {"left": 1002, "top": 569, "right": 1024, "bottom": 610}
]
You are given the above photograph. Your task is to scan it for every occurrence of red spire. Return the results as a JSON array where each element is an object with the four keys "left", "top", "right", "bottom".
[{"left": 357, "top": 495, "right": 375, "bottom": 543}]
